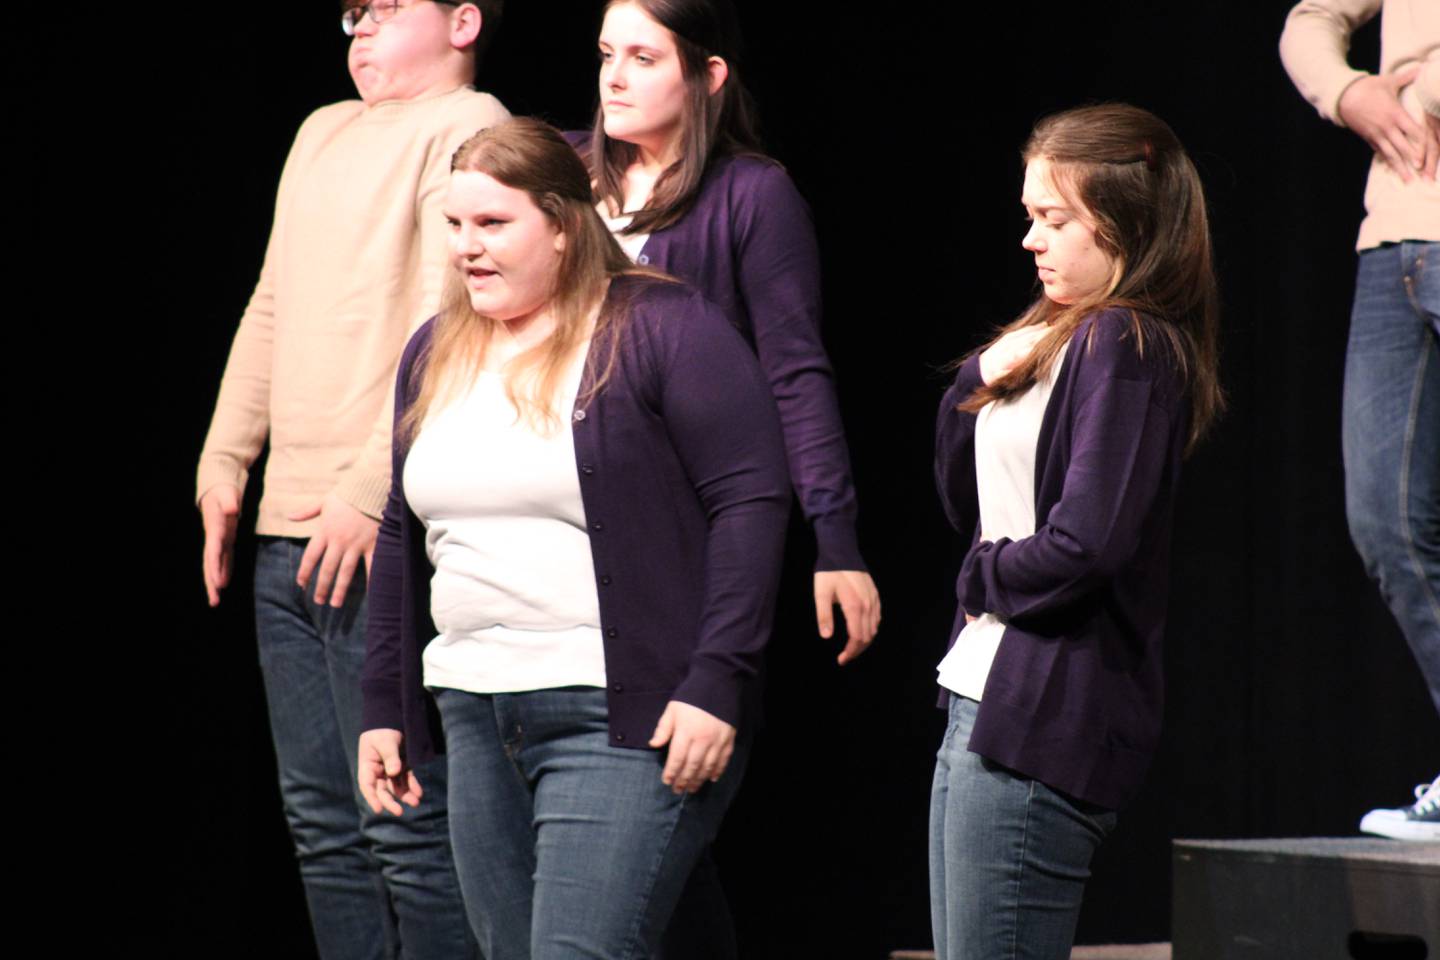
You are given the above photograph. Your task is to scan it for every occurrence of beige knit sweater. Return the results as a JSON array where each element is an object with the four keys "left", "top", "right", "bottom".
[
  {"left": 196, "top": 86, "right": 509, "bottom": 534},
  {"left": 1280, "top": 0, "right": 1440, "bottom": 250}
]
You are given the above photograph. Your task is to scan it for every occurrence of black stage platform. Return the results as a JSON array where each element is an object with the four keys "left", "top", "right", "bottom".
[{"left": 1174, "top": 838, "right": 1440, "bottom": 959}]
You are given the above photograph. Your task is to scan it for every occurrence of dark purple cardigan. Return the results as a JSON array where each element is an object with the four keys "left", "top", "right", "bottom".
[
  {"left": 566, "top": 131, "right": 863, "bottom": 571},
  {"left": 361, "top": 277, "right": 792, "bottom": 763},
  {"left": 935, "top": 310, "right": 1192, "bottom": 810}
]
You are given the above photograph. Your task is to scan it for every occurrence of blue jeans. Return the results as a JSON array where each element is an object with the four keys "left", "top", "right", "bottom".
[
  {"left": 1343, "top": 243, "right": 1440, "bottom": 716},
  {"left": 254, "top": 538, "right": 474, "bottom": 960},
  {"left": 435, "top": 686, "right": 748, "bottom": 960},
  {"left": 929, "top": 696, "right": 1116, "bottom": 960}
]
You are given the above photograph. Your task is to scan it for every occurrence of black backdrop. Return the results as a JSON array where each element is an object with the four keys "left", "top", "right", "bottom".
[{"left": 137, "top": 1, "right": 1439, "bottom": 955}]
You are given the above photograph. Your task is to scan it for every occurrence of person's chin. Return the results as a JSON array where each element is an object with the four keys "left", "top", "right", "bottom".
[
  {"left": 353, "top": 80, "right": 390, "bottom": 106},
  {"left": 603, "top": 119, "right": 640, "bottom": 144}
]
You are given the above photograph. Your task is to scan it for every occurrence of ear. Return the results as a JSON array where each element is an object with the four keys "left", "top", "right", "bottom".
[
  {"left": 554, "top": 228, "right": 567, "bottom": 254},
  {"left": 451, "top": 3, "right": 483, "bottom": 50},
  {"left": 705, "top": 56, "right": 729, "bottom": 96}
]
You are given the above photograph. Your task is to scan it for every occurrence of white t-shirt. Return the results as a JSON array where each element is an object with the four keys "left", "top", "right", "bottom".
[
  {"left": 937, "top": 349, "right": 1067, "bottom": 701},
  {"left": 600, "top": 209, "right": 652, "bottom": 263},
  {"left": 403, "top": 351, "right": 607, "bottom": 693}
]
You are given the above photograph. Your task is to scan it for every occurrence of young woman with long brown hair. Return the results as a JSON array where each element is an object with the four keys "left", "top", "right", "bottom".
[
  {"left": 569, "top": 5, "right": 880, "bottom": 953},
  {"left": 569, "top": 0, "right": 880, "bottom": 656},
  {"left": 929, "top": 103, "right": 1223, "bottom": 959},
  {"left": 356, "top": 117, "right": 791, "bottom": 960}
]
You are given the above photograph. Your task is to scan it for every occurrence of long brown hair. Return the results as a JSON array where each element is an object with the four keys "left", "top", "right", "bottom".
[
  {"left": 589, "top": 0, "right": 764, "bottom": 235},
  {"left": 400, "top": 117, "right": 651, "bottom": 443},
  {"left": 961, "top": 103, "right": 1224, "bottom": 452}
]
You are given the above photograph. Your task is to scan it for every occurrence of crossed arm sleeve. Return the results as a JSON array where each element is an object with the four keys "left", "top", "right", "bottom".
[{"left": 955, "top": 335, "right": 1180, "bottom": 623}]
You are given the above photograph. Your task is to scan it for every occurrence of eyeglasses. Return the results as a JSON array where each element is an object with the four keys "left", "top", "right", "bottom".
[{"left": 341, "top": 1, "right": 459, "bottom": 37}]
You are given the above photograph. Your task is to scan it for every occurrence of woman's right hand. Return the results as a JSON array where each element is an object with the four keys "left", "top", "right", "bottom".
[
  {"left": 358, "top": 728, "right": 423, "bottom": 816},
  {"left": 649, "top": 701, "right": 737, "bottom": 796},
  {"left": 979, "top": 325, "right": 1049, "bottom": 385}
]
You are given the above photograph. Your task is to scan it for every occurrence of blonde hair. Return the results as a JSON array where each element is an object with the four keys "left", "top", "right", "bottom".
[{"left": 400, "top": 118, "right": 655, "bottom": 442}]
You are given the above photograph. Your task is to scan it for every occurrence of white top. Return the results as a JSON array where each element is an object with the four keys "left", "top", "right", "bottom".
[
  {"left": 600, "top": 210, "right": 652, "bottom": 262},
  {"left": 937, "top": 349, "right": 1067, "bottom": 701},
  {"left": 404, "top": 351, "right": 607, "bottom": 693}
]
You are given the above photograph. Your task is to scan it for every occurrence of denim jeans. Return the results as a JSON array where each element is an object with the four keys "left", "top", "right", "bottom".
[
  {"left": 1343, "top": 242, "right": 1440, "bottom": 716},
  {"left": 929, "top": 696, "right": 1116, "bottom": 960},
  {"left": 254, "top": 538, "right": 474, "bottom": 960},
  {"left": 435, "top": 686, "right": 748, "bottom": 960}
]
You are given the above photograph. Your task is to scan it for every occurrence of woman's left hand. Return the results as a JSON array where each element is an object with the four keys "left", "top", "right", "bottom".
[
  {"left": 649, "top": 701, "right": 737, "bottom": 795},
  {"left": 358, "top": 728, "right": 423, "bottom": 816}
]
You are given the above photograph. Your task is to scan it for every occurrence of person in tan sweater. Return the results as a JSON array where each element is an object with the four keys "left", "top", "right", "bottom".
[
  {"left": 195, "top": 3, "right": 509, "bottom": 955},
  {"left": 1280, "top": 0, "right": 1439, "bottom": 842}
]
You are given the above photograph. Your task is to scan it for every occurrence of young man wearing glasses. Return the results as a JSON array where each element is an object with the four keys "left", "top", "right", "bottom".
[{"left": 196, "top": 3, "right": 508, "bottom": 956}]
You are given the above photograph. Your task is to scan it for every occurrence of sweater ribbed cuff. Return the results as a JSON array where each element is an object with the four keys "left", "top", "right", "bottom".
[
  {"left": 334, "top": 470, "right": 392, "bottom": 521},
  {"left": 1415, "top": 62, "right": 1440, "bottom": 118},
  {"left": 670, "top": 661, "right": 745, "bottom": 731},
  {"left": 954, "top": 353, "right": 986, "bottom": 400},
  {"left": 195, "top": 459, "right": 249, "bottom": 507},
  {"left": 361, "top": 678, "right": 405, "bottom": 734},
  {"left": 812, "top": 513, "right": 866, "bottom": 572},
  {"left": 1326, "top": 69, "right": 1372, "bottom": 127}
]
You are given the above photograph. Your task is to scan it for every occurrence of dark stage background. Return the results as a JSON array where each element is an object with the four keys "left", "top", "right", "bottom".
[{"left": 138, "top": 1, "right": 1439, "bottom": 955}]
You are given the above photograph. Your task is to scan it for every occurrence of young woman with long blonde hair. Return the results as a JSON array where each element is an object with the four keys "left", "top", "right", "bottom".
[{"left": 357, "top": 117, "right": 791, "bottom": 960}]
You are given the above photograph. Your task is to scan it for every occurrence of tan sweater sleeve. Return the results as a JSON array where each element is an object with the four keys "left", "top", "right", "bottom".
[
  {"left": 332, "top": 94, "right": 513, "bottom": 519},
  {"left": 1417, "top": 47, "right": 1440, "bottom": 117},
  {"left": 1279, "top": 0, "right": 1382, "bottom": 125},
  {"left": 194, "top": 119, "right": 315, "bottom": 506}
]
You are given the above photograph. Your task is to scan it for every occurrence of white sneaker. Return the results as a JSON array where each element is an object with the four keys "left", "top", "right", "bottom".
[{"left": 1358, "top": 776, "right": 1440, "bottom": 841}]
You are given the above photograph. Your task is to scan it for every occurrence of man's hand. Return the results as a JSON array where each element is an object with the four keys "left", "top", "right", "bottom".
[
  {"left": 649, "top": 701, "right": 737, "bottom": 795},
  {"left": 1338, "top": 67, "right": 1436, "bottom": 183},
  {"left": 814, "top": 570, "right": 881, "bottom": 665},
  {"left": 200, "top": 484, "right": 242, "bottom": 607},
  {"left": 290, "top": 493, "right": 379, "bottom": 607},
  {"left": 358, "top": 728, "right": 423, "bottom": 816}
]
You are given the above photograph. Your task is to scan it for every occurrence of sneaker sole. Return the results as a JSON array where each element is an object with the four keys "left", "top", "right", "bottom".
[{"left": 1358, "top": 816, "right": 1440, "bottom": 841}]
